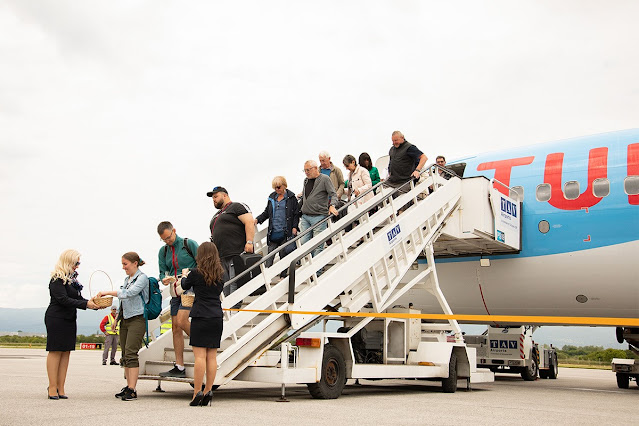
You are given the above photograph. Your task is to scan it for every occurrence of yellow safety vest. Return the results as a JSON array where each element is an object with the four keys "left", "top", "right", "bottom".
[
  {"left": 105, "top": 314, "right": 119, "bottom": 335},
  {"left": 160, "top": 319, "right": 172, "bottom": 335}
]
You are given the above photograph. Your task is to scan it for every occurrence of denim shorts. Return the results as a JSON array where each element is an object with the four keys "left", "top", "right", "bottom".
[{"left": 170, "top": 296, "right": 191, "bottom": 316}]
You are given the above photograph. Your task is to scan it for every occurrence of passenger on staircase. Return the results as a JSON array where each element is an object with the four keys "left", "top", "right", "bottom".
[
  {"left": 343, "top": 154, "right": 373, "bottom": 208},
  {"left": 318, "top": 150, "right": 345, "bottom": 204},
  {"left": 97, "top": 252, "right": 150, "bottom": 401},
  {"left": 207, "top": 186, "right": 255, "bottom": 295},
  {"left": 180, "top": 242, "right": 224, "bottom": 407},
  {"left": 157, "top": 221, "right": 199, "bottom": 379},
  {"left": 254, "top": 176, "right": 300, "bottom": 275},
  {"left": 383, "top": 130, "right": 428, "bottom": 194},
  {"left": 298, "top": 160, "right": 339, "bottom": 259},
  {"left": 358, "top": 152, "right": 381, "bottom": 188}
]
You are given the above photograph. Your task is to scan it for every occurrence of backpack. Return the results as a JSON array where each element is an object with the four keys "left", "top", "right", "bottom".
[
  {"left": 163, "top": 237, "right": 195, "bottom": 261},
  {"left": 141, "top": 277, "right": 162, "bottom": 320},
  {"left": 140, "top": 277, "right": 162, "bottom": 348}
]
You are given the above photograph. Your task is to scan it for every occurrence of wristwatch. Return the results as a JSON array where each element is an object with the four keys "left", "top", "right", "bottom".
[{"left": 246, "top": 241, "right": 254, "bottom": 245}]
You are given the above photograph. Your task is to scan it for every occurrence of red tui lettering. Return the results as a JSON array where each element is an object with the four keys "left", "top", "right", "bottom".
[
  {"left": 544, "top": 148, "right": 608, "bottom": 210},
  {"left": 629, "top": 143, "right": 639, "bottom": 205},
  {"left": 477, "top": 157, "right": 535, "bottom": 195}
]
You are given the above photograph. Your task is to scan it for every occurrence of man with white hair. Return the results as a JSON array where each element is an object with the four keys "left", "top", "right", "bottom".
[
  {"left": 299, "top": 160, "right": 339, "bottom": 258},
  {"left": 318, "top": 151, "right": 345, "bottom": 201}
]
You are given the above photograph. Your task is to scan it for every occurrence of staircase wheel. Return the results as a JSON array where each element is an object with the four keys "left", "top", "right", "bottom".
[
  {"left": 307, "top": 344, "right": 346, "bottom": 399},
  {"left": 442, "top": 352, "right": 458, "bottom": 393}
]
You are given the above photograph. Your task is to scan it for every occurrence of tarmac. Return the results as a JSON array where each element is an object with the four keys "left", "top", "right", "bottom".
[{"left": 0, "top": 347, "right": 636, "bottom": 426}]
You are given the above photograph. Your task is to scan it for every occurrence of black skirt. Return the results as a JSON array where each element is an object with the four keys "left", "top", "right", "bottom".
[
  {"left": 189, "top": 317, "right": 223, "bottom": 348},
  {"left": 45, "top": 315, "right": 77, "bottom": 351}
]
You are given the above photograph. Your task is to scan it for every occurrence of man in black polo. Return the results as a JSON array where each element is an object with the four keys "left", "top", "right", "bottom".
[
  {"left": 385, "top": 130, "right": 428, "bottom": 193},
  {"left": 207, "top": 186, "right": 255, "bottom": 296}
]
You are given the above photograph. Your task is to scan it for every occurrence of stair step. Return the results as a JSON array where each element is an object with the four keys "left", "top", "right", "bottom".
[
  {"left": 145, "top": 360, "right": 194, "bottom": 377},
  {"left": 139, "top": 375, "right": 194, "bottom": 384}
]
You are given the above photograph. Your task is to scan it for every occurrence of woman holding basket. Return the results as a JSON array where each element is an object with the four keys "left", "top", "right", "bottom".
[
  {"left": 96, "top": 252, "right": 149, "bottom": 401},
  {"left": 45, "top": 249, "right": 100, "bottom": 399},
  {"left": 180, "top": 242, "right": 224, "bottom": 406}
]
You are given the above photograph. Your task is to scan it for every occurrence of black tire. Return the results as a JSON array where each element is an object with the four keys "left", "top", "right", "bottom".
[
  {"left": 307, "top": 344, "right": 346, "bottom": 399},
  {"left": 521, "top": 351, "right": 538, "bottom": 381},
  {"left": 539, "top": 370, "right": 548, "bottom": 379},
  {"left": 442, "top": 352, "right": 458, "bottom": 393},
  {"left": 548, "top": 352, "right": 558, "bottom": 379},
  {"left": 616, "top": 373, "right": 630, "bottom": 389}
]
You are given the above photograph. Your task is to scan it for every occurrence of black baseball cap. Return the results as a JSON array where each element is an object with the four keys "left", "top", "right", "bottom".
[{"left": 206, "top": 186, "right": 228, "bottom": 197}]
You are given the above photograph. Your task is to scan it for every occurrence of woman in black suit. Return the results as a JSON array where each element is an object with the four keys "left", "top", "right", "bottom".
[
  {"left": 45, "top": 249, "right": 99, "bottom": 399},
  {"left": 180, "top": 242, "right": 224, "bottom": 406}
]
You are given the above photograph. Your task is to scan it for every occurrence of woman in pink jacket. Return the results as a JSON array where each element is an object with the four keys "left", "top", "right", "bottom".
[{"left": 343, "top": 154, "right": 373, "bottom": 209}]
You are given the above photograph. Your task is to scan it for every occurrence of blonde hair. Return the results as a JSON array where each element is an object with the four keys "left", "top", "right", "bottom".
[
  {"left": 272, "top": 176, "right": 287, "bottom": 189},
  {"left": 50, "top": 249, "right": 81, "bottom": 284}
]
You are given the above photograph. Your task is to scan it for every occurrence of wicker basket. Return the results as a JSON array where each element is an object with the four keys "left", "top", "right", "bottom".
[
  {"left": 181, "top": 293, "right": 195, "bottom": 308},
  {"left": 89, "top": 270, "right": 113, "bottom": 309}
]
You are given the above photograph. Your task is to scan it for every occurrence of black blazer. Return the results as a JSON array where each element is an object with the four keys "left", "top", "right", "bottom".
[
  {"left": 45, "top": 278, "right": 88, "bottom": 320},
  {"left": 181, "top": 269, "right": 223, "bottom": 319}
]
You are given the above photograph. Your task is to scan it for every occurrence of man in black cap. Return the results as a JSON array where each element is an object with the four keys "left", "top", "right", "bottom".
[{"left": 207, "top": 186, "right": 255, "bottom": 296}]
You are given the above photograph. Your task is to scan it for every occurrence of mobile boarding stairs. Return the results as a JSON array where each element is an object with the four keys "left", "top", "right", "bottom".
[{"left": 138, "top": 165, "right": 522, "bottom": 398}]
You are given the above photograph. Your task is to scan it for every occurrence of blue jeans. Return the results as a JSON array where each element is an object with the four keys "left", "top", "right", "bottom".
[{"left": 299, "top": 214, "right": 328, "bottom": 258}]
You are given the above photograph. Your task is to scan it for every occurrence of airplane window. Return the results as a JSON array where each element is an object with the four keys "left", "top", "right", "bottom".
[
  {"left": 511, "top": 186, "right": 524, "bottom": 202},
  {"left": 624, "top": 176, "right": 639, "bottom": 195},
  {"left": 592, "top": 178, "right": 610, "bottom": 197},
  {"left": 563, "top": 181, "right": 580, "bottom": 200},
  {"left": 536, "top": 183, "right": 551, "bottom": 202}
]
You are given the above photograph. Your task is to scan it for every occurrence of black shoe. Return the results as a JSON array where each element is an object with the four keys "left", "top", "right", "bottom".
[
  {"left": 115, "top": 386, "right": 129, "bottom": 398},
  {"left": 159, "top": 365, "right": 186, "bottom": 378},
  {"left": 110, "top": 360, "right": 118, "bottom": 365},
  {"left": 200, "top": 390, "right": 213, "bottom": 406},
  {"left": 47, "top": 387, "right": 59, "bottom": 400},
  {"left": 189, "top": 391, "right": 203, "bottom": 406},
  {"left": 121, "top": 388, "right": 137, "bottom": 401},
  {"left": 102, "top": 361, "right": 107, "bottom": 365}
]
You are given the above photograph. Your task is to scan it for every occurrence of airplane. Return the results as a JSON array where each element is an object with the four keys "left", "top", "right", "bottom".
[{"left": 388, "top": 128, "right": 639, "bottom": 350}]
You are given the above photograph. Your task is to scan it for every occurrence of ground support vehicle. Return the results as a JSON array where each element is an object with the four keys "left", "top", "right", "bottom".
[{"left": 464, "top": 326, "right": 558, "bottom": 381}]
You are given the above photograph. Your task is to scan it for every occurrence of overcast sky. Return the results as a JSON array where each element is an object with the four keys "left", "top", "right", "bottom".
[{"left": 1, "top": 0, "right": 638, "bottom": 309}]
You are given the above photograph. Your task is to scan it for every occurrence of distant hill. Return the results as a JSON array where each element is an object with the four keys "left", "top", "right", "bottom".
[
  {"left": 0, "top": 307, "right": 108, "bottom": 336},
  {"left": 0, "top": 308, "right": 627, "bottom": 349}
]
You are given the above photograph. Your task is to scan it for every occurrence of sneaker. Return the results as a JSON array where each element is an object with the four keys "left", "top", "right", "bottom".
[
  {"left": 102, "top": 361, "right": 106, "bottom": 365},
  {"left": 159, "top": 365, "right": 186, "bottom": 378},
  {"left": 121, "top": 388, "right": 137, "bottom": 401},
  {"left": 110, "top": 360, "right": 119, "bottom": 365},
  {"left": 115, "top": 386, "right": 129, "bottom": 398}
]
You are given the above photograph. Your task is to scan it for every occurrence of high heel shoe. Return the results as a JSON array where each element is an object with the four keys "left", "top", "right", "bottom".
[
  {"left": 189, "top": 391, "right": 204, "bottom": 406},
  {"left": 47, "top": 387, "right": 59, "bottom": 400},
  {"left": 57, "top": 389, "right": 68, "bottom": 399},
  {"left": 200, "top": 390, "right": 213, "bottom": 406}
]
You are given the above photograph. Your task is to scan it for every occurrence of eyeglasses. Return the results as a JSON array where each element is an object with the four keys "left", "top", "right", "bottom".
[
  {"left": 274, "top": 185, "right": 282, "bottom": 189},
  {"left": 75, "top": 262, "right": 81, "bottom": 267},
  {"left": 160, "top": 229, "right": 175, "bottom": 242},
  {"left": 303, "top": 167, "right": 316, "bottom": 172}
]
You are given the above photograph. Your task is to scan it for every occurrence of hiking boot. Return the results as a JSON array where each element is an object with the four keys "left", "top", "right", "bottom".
[
  {"left": 121, "top": 388, "right": 137, "bottom": 401},
  {"left": 115, "top": 386, "right": 129, "bottom": 398},
  {"left": 159, "top": 365, "right": 186, "bottom": 378}
]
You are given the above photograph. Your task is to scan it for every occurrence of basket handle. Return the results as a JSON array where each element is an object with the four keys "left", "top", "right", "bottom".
[{"left": 88, "top": 270, "right": 113, "bottom": 297}]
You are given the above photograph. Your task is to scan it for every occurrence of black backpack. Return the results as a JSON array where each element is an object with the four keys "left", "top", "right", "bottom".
[{"left": 163, "top": 237, "right": 195, "bottom": 260}]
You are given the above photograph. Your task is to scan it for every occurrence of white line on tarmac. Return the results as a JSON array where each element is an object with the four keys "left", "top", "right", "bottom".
[{"left": 566, "top": 387, "right": 627, "bottom": 394}]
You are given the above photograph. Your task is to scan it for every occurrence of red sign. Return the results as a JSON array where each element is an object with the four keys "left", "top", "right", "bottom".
[{"left": 80, "top": 343, "right": 103, "bottom": 350}]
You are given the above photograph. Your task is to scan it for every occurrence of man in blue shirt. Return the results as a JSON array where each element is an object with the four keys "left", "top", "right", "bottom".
[{"left": 157, "top": 221, "right": 199, "bottom": 378}]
